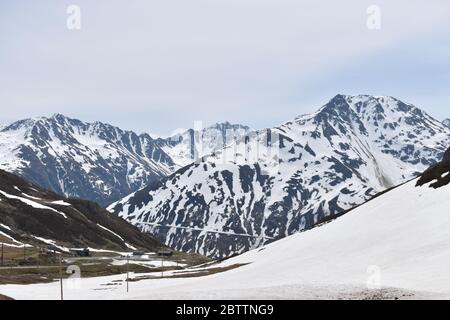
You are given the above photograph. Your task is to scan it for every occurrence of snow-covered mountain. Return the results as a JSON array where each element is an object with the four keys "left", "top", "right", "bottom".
[
  {"left": 109, "top": 94, "right": 450, "bottom": 258},
  {"left": 154, "top": 122, "right": 251, "bottom": 167},
  {"left": 443, "top": 119, "right": 450, "bottom": 128},
  {"left": 0, "top": 114, "right": 177, "bottom": 206},
  {"left": 0, "top": 115, "right": 252, "bottom": 207}
]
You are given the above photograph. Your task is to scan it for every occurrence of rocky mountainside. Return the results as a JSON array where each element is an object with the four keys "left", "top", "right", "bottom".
[
  {"left": 0, "top": 169, "right": 163, "bottom": 252},
  {"left": 154, "top": 122, "right": 251, "bottom": 167},
  {"left": 109, "top": 94, "right": 450, "bottom": 258},
  {"left": 443, "top": 119, "right": 450, "bottom": 128},
  {"left": 0, "top": 114, "right": 177, "bottom": 206},
  {"left": 124, "top": 162, "right": 450, "bottom": 299}
]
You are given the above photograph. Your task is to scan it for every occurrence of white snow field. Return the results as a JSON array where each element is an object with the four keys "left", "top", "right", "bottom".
[{"left": 1, "top": 178, "right": 450, "bottom": 300}]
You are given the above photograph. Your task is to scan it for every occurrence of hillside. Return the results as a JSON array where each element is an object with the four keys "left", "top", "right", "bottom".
[
  {"left": 0, "top": 169, "right": 163, "bottom": 252},
  {"left": 4, "top": 157, "right": 450, "bottom": 300}
]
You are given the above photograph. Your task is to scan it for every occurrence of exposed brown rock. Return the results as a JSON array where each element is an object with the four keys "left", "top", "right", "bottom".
[
  {"left": 0, "top": 169, "right": 164, "bottom": 252},
  {"left": 0, "top": 294, "right": 14, "bottom": 300},
  {"left": 416, "top": 157, "right": 450, "bottom": 189}
]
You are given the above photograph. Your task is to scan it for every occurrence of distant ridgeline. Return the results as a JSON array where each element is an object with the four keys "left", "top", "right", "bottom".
[{"left": 417, "top": 147, "right": 450, "bottom": 189}]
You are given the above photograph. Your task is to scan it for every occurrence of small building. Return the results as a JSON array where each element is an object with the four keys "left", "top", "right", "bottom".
[
  {"left": 157, "top": 249, "right": 173, "bottom": 257},
  {"left": 71, "top": 248, "right": 90, "bottom": 257}
]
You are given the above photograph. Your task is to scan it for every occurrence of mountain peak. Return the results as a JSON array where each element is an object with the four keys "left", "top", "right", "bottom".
[
  {"left": 50, "top": 113, "right": 68, "bottom": 120},
  {"left": 316, "top": 94, "right": 428, "bottom": 122},
  {"left": 206, "top": 121, "right": 250, "bottom": 132},
  {"left": 112, "top": 94, "right": 450, "bottom": 258}
]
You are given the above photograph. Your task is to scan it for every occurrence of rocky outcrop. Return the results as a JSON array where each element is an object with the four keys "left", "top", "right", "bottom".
[{"left": 417, "top": 147, "right": 450, "bottom": 189}]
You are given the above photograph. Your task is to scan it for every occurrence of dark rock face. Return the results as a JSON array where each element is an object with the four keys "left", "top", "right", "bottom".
[
  {"left": 443, "top": 147, "right": 450, "bottom": 161},
  {"left": 0, "top": 169, "right": 163, "bottom": 251},
  {"left": 416, "top": 157, "right": 450, "bottom": 189},
  {"left": 111, "top": 95, "right": 450, "bottom": 259}
]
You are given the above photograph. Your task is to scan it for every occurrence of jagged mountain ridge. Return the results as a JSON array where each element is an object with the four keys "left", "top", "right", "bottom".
[
  {"left": 0, "top": 169, "right": 163, "bottom": 252},
  {"left": 443, "top": 119, "right": 450, "bottom": 128},
  {"left": 0, "top": 115, "right": 250, "bottom": 207},
  {"left": 109, "top": 94, "right": 450, "bottom": 258},
  {"left": 155, "top": 122, "right": 251, "bottom": 167},
  {"left": 0, "top": 114, "right": 177, "bottom": 206}
]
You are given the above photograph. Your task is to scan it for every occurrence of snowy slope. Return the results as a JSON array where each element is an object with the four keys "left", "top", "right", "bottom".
[
  {"left": 110, "top": 95, "right": 450, "bottom": 258},
  {"left": 154, "top": 122, "right": 251, "bottom": 167},
  {"left": 0, "top": 114, "right": 177, "bottom": 206},
  {"left": 3, "top": 176, "right": 450, "bottom": 300}
]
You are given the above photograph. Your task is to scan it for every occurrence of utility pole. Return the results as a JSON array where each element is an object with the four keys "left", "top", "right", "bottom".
[
  {"left": 161, "top": 257, "right": 164, "bottom": 278},
  {"left": 59, "top": 255, "right": 64, "bottom": 301},
  {"left": 126, "top": 255, "right": 130, "bottom": 293},
  {"left": 1, "top": 243, "right": 3, "bottom": 267},
  {"left": 23, "top": 244, "right": 26, "bottom": 262},
  {"left": 37, "top": 246, "right": 41, "bottom": 274}
]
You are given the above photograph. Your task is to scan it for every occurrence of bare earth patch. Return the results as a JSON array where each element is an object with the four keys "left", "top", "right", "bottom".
[{"left": 131, "top": 263, "right": 247, "bottom": 282}]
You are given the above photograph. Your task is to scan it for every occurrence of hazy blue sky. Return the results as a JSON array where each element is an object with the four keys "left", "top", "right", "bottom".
[{"left": 1, "top": 0, "right": 449, "bottom": 135}]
